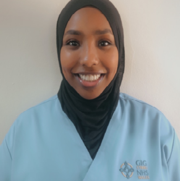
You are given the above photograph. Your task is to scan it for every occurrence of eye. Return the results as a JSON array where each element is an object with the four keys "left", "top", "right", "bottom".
[
  {"left": 99, "top": 40, "right": 111, "bottom": 47},
  {"left": 66, "top": 40, "right": 79, "bottom": 47}
]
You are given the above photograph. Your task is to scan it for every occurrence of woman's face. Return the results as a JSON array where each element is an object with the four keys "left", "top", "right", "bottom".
[{"left": 60, "top": 7, "right": 118, "bottom": 100}]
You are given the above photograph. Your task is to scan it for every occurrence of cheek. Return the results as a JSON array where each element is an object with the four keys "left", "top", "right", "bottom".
[
  {"left": 103, "top": 48, "right": 118, "bottom": 75},
  {"left": 60, "top": 47, "right": 78, "bottom": 76},
  {"left": 60, "top": 48, "right": 71, "bottom": 69}
]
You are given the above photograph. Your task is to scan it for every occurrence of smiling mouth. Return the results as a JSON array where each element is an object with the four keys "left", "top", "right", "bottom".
[
  {"left": 74, "top": 73, "right": 105, "bottom": 87},
  {"left": 78, "top": 74, "right": 104, "bottom": 81}
]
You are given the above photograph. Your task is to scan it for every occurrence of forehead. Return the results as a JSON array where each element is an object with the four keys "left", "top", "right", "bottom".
[{"left": 64, "top": 7, "right": 112, "bottom": 34}]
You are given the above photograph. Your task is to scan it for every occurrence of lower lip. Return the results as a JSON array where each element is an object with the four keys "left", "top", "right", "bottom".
[{"left": 77, "top": 75, "right": 104, "bottom": 88}]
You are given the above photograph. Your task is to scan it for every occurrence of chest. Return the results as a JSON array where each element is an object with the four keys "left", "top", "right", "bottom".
[{"left": 10, "top": 121, "right": 168, "bottom": 181}]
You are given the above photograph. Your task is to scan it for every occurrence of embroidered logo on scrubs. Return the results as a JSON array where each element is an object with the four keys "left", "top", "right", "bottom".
[
  {"left": 119, "top": 162, "right": 134, "bottom": 179},
  {"left": 136, "top": 160, "right": 150, "bottom": 179}
]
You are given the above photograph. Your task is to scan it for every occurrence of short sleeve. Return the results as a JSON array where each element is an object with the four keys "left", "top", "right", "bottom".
[
  {"left": 168, "top": 131, "right": 180, "bottom": 181},
  {"left": 0, "top": 138, "right": 12, "bottom": 181}
]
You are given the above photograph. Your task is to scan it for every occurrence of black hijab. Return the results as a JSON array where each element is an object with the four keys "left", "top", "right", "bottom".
[{"left": 56, "top": 0, "right": 125, "bottom": 159}]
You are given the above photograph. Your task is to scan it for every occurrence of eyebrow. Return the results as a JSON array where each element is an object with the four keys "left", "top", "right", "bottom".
[{"left": 64, "top": 29, "right": 113, "bottom": 36}]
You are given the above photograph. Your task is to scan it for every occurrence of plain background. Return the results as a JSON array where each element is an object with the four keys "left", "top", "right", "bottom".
[{"left": 0, "top": 0, "right": 180, "bottom": 144}]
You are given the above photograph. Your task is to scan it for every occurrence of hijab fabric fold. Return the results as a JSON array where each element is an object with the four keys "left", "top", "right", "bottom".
[{"left": 56, "top": 0, "right": 125, "bottom": 159}]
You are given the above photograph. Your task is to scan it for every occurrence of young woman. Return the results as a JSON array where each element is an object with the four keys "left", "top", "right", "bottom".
[{"left": 0, "top": 0, "right": 180, "bottom": 180}]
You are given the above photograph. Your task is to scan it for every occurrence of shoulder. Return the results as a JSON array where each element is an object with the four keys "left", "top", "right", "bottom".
[
  {"left": 118, "top": 93, "right": 174, "bottom": 135},
  {"left": 119, "top": 92, "right": 166, "bottom": 118},
  {"left": 17, "top": 95, "right": 61, "bottom": 120},
  {"left": 119, "top": 93, "right": 159, "bottom": 111},
  {"left": 4, "top": 95, "right": 64, "bottom": 150},
  {"left": 9, "top": 95, "right": 63, "bottom": 131},
  {"left": 21, "top": 95, "right": 59, "bottom": 115}
]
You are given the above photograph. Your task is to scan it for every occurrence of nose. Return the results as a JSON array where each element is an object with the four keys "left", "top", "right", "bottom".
[{"left": 79, "top": 39, "right": 99, "bottom": 67}]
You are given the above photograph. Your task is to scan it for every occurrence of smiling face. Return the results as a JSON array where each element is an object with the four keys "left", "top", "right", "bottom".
[{"left": 60, "top": 7, "right": 118, "bottom": 100}]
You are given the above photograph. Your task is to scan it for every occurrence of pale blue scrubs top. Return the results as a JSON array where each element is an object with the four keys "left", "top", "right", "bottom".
[{"left": 0, "top": 93, "right": 180, "bottom": 181}]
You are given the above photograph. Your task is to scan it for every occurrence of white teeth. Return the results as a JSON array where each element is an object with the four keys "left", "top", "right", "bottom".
[{"left": 79, "top": 74, "right": 101, "bottom": 81}]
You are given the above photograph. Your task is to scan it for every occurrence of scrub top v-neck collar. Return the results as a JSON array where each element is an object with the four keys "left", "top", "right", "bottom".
[{"left": 59, "top": 97, "right": 121, "bottom": 179}]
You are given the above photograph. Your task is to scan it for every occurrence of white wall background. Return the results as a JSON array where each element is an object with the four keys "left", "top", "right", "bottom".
[{"left": 0, "top": 0, "right": 180, "bottom": 144}]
